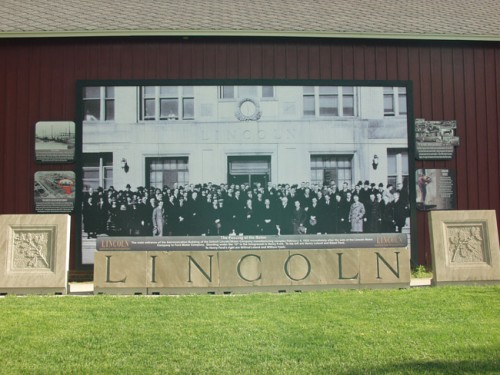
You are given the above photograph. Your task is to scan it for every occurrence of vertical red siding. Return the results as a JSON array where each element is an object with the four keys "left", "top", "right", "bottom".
[
  {"left": 0, "top": 37, "right": 498, "bottom": 272},
  {"left": 319, "top": 43, "right": 333, "bottom": 79},
  {"left": 484, "top": 48, "right": 499, "bottom": 211}
]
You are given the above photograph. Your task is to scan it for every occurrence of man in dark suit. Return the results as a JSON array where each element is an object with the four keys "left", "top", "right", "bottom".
[
  {"left": 258, "top": 198, "right": 278, "bottom": 235},
  {"left": 339, "top": 192, "right": 352, "bottom": 233},
  {"left": 174, "top": 196, "right": 189, "bottom": 236},
  {"left": 164, "top": 194, "right": 177, "bottom": 236},
  {"left": 277, "top": 196, "right": 293, "bottom": 235},
  {"left": 306, "top": 197, "right": 321, "bottom": 234},
  {"left": 365, "top": 193, "right": 382, "bottom": 233},
  {"left": 227, "top": 189, "right": 245, "bottom": 234},
  {"left": 187, "top": 191, "right": 204, "bottom": 235},
  {"left": 393, "top": 191, "right": 409, "bottom": 232},
  {"left": 318, "top": 193, "right": 334, "bottom": 234}
]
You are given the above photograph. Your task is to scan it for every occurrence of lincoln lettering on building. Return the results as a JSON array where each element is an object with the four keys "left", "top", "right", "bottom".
[{"left": 201, "top": 127, "right": 298, "bottom": 142}]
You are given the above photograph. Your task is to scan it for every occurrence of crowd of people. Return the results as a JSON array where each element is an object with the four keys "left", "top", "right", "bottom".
[{"left": 82, "top": 180, "right": 410, "bottom": 238}]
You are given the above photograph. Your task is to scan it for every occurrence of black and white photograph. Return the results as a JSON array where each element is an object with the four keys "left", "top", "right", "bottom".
[
  {"left": 79, "top": 83, "right": 411, "bottom": 264},
  {"left": 415, "top": 119, "right": 460, "bottom": 160},
  {"left": 35, "top": 121, "right": 75, "bottom": 163}
]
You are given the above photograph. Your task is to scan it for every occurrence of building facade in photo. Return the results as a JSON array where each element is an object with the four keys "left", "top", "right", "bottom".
[{"left": 82, "top": 85, "right": 408, "bottom": 192}]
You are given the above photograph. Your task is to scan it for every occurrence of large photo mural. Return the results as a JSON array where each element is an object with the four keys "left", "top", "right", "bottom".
[{"left": 77, "top": 82, "right": 411, "bottom": 265}]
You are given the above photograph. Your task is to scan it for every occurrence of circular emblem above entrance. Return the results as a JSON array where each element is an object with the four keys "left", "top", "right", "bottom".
[{"left": 235, "top": 98, "right": 262, "bottom": 121}]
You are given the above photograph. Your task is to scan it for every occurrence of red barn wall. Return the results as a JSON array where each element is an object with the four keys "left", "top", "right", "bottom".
[{"left": 0, "top": 37, "right": 499, "bottom": 278}]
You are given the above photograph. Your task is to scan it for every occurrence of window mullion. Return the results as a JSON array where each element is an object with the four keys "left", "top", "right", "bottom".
[
  {"left": 178, "top": 86, "right": 182, "bottom": 119},
  {"left": 338, "top": 88, "right": 343, "bottom": 117},
  {"left": 155, "top": 86, "right": 160, "bottom": 120},
  {"left": 100, "top": 87, "right": 105, "bottom": 121},
  {"left": 315, "top": 87, "right": 319, "bottom": 117},
  {"left": 98, "top": 157, "right": 104, "bottom": 188},
  {"left": 394, "top": 88, "right": 399, "bottom": 116}
]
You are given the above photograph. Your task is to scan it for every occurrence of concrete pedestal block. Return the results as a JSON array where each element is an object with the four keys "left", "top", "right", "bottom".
[
  {"left": 0, "top": 214, "right": 71, "bottom": 294},
  {"left": 429, "top": 210, "right": 500, "bottom": 285}
]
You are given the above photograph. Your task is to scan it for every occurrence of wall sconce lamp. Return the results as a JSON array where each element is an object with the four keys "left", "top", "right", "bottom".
[
  {"left": 121, "top": 158, "right": 129, "bottom": 173},
  {"left": 372, "top": 155, "right": 379, "bottom": 170}
]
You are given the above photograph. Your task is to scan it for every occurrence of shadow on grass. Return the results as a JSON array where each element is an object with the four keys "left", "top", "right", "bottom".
[{"left": 347, "top": 359, "right": 500, "bottom": 374}]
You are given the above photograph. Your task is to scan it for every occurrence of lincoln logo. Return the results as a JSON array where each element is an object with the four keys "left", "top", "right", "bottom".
[
  {"left": 376, "top": 236, "right": 406, "bottom": 245},
  {"left": 100, "top": 240, "right": 130, "bottom": 249}
]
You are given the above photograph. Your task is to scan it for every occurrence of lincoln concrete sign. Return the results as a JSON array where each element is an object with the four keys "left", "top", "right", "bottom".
[{"left": 94, "top": 235, "right": 410, "bottom": 294}]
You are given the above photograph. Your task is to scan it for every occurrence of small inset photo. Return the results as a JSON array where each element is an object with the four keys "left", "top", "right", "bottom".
[
  {"left": 416, "top": 169, "right": 455, "bottom": 211},
  {"left": 35, "top": 121, "right": 75, "bottom": 163},
  {"left": 34, "top": 171, "right": 75, "bottom": 213}
]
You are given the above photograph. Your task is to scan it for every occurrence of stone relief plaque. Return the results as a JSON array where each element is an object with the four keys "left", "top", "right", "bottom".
[
  {"left": 10, "top": 227, "right": 56, "bottom": 272},
  {"left": 428, "top": 210, "right": 500, "bottom": 285},
  {"left": 445, "top": 224, "right": 488, "bottom": 265}
]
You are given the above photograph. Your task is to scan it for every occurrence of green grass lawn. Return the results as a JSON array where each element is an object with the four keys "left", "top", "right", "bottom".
[{"left": 1, "top": 286, "right": 499, "bottom": 374}]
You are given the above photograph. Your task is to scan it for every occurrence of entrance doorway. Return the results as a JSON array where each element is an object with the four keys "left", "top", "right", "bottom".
[{"left": 228, "top": 156, "right": 271, "bottom": 187}]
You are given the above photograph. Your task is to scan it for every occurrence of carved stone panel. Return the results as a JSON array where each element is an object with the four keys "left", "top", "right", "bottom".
[
  {"left": 445, "top": 224, "right": 488, "bottom": 265},
  {"left": 429, "top": 210, "right": 500, "bottom": 285},
  {"left": 11, "top": 227, "right": 55, "bottom": 272}
]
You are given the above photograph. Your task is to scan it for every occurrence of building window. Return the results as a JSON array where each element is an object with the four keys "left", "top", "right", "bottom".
[
  {"left": 83, "top": 87, "right": 115, "bottom": 121},
  {"left": 303, "top": 86, "right": 356, "bottom": 117},
  {"left": 319, "top": 86, "right": 338, "bottom": 116},
  {"left": 141, "top": 86, "right": 194, "bottom": 121},
  {"left": 82, "top": 153, "right": 113, "bottom": 191},
  {"left": 219, "top": 86, "right": 275, "bottom": 99},
  {"left": 303, "top": 87, "right": 316, "bottom": 116},
  {"left": 146, "top": 157, "right": 189, "bottom": 189},
  {"left": 384, "top": 87, "right": 407, "bottom": 116},
  {"left": 387, "top": 149, "right": 409, "bottom": 187},
  {"left": 310, "top": 155, "right": 352, "bottom": 187},
  {"left": 342, "top": 87, "right": 355, "bottom": 116}
]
